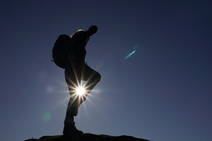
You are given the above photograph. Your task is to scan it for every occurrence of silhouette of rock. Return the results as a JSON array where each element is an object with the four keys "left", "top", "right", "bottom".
[{"left": 25, "top": 133, "right": 150, "bottom": 141}]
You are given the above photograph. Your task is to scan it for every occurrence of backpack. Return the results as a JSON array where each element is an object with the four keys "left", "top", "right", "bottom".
[{"left": 51, "top": 34, "right": 72, "bottom": 69}]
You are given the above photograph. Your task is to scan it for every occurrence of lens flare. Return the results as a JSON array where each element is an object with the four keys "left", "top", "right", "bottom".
[
  {"left": 42, "top": 112, "right": 52, "bottom": 122},
  {"left": 134, "top": 45, "right": 138, "bottom": 50},
  {"left": 125, "top": 50, "right": 136, "bottom": 59}
]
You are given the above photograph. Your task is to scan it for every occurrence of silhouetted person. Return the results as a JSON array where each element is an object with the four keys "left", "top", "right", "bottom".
[{"left": 58, "top": 25, "right": 101, "bottom": 137}]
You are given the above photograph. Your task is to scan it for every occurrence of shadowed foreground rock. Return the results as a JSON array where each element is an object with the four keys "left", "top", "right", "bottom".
[{"left": 25, "top": 133, "right": 150, "bottom": 141}]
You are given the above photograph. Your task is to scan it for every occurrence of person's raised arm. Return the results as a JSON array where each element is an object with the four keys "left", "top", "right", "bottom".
[{"left": 76, "top": 25, "right": 98, "bottom": 43}]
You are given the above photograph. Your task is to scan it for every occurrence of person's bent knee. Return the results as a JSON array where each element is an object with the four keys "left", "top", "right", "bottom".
[{"left": 95, "top": 72, "right": 101, "bottom": 82}]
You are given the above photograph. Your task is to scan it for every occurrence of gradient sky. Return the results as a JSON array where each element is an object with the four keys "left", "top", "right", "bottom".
[{"left": 1, "top": 1, "right": 212, "bottom": 141}]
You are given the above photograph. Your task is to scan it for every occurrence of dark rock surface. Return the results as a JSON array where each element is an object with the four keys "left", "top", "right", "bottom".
[{"left": 25, "top": 133, "right": 150, "bottom": 141}]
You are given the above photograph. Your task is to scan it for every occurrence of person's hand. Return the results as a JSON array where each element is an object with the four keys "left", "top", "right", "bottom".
[{"left": 89, "top": 25, "right": 98, "bottom": 33}]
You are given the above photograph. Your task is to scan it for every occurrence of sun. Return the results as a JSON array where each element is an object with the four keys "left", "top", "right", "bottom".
[{"left": 76, "top": 86, "right": 85, "bottom": 96}]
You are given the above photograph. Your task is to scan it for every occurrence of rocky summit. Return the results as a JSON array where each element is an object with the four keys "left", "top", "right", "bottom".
[{"left": 25, "top": 133, "right": 150, "bottom": 141}]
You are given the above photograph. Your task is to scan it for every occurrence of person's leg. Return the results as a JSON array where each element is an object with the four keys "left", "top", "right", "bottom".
[
  {"left": 63, "top": 67, "right": 82, "bottom": 136},
  {"left": 82, "top": 63, "right": 101, "bottom": 97},
  {"left": 63, "top": 64, "right": 101, "bottom": 136},
  {"left": 63, "top": 99, "right": 82, "bottom": 136}
]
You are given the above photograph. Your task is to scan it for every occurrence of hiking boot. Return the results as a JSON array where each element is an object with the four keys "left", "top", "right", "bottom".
[{"left": 63, "top": 122, "right": 83, "bottom": 137}]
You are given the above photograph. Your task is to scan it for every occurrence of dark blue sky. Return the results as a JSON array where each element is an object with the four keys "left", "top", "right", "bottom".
[{"left": 0, "top": 1, "right": 212, "bottom": 141}]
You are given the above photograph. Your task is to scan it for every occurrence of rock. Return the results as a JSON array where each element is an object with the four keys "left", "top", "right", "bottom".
[{"left": 25, "top": 133, "right": 150, "bottom": 141}]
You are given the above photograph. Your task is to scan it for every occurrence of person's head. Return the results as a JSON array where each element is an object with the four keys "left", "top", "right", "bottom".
[
  {"left": 77, "top": 29, "right": 84, "bottom": 32},
  {"left": 70, "top": 29, "right": 90, "bottom": 43},
  {"left": 70, "top": 29, "right": 84, "bottom": 38}
]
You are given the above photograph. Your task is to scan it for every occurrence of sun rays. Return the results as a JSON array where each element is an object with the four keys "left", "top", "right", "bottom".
[{"left": 38, "top": 72, "right": 103, "bottom": 123}]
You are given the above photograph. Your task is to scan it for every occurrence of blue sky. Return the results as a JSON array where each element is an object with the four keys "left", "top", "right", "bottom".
[{"left": 0, "top": 1, "right": 212, "bottom": 141}]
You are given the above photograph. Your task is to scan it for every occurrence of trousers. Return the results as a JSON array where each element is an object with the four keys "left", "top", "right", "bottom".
[{"left": 64, "top": 63, "right": 101, "bottom": 124}]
